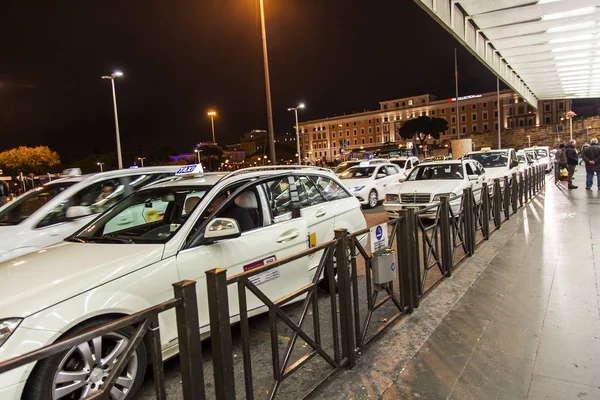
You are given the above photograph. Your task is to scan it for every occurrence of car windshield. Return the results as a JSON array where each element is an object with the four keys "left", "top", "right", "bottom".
[
  {"left": 73, "top": 186, "right": 211, "bottom": 244},
  {"left": 534, "top": 149, "right": 548, "bottom": 158},
  {"left": 0, "top": 182, "right": 75, "bottom": 226},
  {"left": 465, "top": 152, "right": 509, "bottom": 168},
  {"left": 390, "top": 160, "right": 407, "bottom": 168},
  {"left": 518, "top": 155, "right": 527, "bottom": 164},
  {"left": 340, "top": 166, "right": 376, "bottom": 179},
  {"left": 334, "top": 162, "right": 359, "bottom": 174},
  {"left": 407, "top": 164, "right": 464, "bottom": 181}
]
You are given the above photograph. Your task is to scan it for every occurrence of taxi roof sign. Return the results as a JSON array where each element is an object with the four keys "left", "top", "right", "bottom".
[
  {"left": 175, "top": 164, "right": 204, "bottom": 175},
  {"left": 359, "top": 161, "right": 370, "bottom": 167}
]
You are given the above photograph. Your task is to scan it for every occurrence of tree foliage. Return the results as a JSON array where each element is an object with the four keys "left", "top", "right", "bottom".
[
  {"left": 399, "top": 116, "right": 449, "bottom": 142},
  {"left": 0, "top": 146, "right": 61, "bottom": 175}
]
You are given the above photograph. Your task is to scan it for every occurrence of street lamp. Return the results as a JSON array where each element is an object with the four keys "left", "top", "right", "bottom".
[
  {"left": 101, "top": 71, "right": 124, "bottom": 169},
  {"left": 207, "top": 111, "right": 217, "bottom": 144},
  {"left": 287, "top": 103, "right": 305, "bottom": 165},
  {"left": 194, "top": 149, "right": 202, "bottom": 164},
  {"left": 526, "top": 135, "right": 531, "bottom": 147},
  {"left": 263, "top": 155, "right": 268, "bottom": 166},
  {"left": 586, "top": 125, "right": 592, "bottom": 143},
  {"left": 566, "top": 110, "right": 577, "bottom": 141},
  {"left": 97, "top": 162, "right": 105, "bottom": 172},
  {"left": 138, "top": 157, "right": 146, "bottom": 167},
  {"left": 258, "top": 0, "right": 276, "bottom": 165}
]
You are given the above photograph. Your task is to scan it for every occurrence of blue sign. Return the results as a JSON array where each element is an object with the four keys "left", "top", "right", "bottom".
[
  {"left": 375, "top": 225, "right": 383, "bottom": 241},
  {"left": 391, "top": 262, "right": 396, "bottom": 271},
  {"left": 176, "top": 164, "right": 204, "bottom": 175}
]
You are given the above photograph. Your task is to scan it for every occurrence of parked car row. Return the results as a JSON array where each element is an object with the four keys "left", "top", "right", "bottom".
[{"left": 0, "top": 165, "right": 368, "bottom": 399}]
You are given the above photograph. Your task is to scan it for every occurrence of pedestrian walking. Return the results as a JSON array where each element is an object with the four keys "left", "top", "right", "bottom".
[
  {"left": 582, "top": 138, "right": 600, "bottom": 190},
  {"left": 0, "top": 180, "right": 9, "bottom": 206},
  {"left": 565, "top": 139, "right": 579, "bottom": 189},
  {"left": 555, "top": 144, "right": 567, "bottom": 185}
]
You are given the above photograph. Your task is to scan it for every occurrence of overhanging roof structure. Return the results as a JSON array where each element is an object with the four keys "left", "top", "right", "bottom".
[{"left": 414, "top": 0, "right": 600, "bottom": 108}]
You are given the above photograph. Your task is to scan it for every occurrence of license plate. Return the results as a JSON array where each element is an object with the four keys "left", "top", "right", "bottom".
[{"left": 404, "top": 206, "right": 424, "bottom": 210}]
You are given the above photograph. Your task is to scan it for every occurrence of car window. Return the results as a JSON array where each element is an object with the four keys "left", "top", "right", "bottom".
[
  {"left": 0, "top": 182, "right": 75, "bottom": 226},
  {"left": 390, "top": 160, "right": 407, "bottom": 169},
  {"left": 387, "top": 165, "right": 400, "bottom": 174},
  {"left": 340, "top": 167, "right": 376, "bottom": 179},
  {"left": 408, "top": 164, "right": 464, "bottom": 181},
  {"left": 213, "top": 188, "right": 263, "bottom": 233},
  {"left": 465, "top": 162, "right": 477, "bottom": 176},
  {"left": 413, "top": 159, "right": 419, "bottom": 167},
  {"left": 259, "top": 177, "right": 293, "bottom": 220},
  {"left": 37, "top": 178, "right": 124, "bottom": 228},
  {"left": 307, "top": 175, "right": 350, "bottom": 201},
  {"left": 377, "top": 166, "right": 388, "bottom": 176},
  {"left": 465, "top": 152, "right": 509, "bottom": 168},
  {"left": 295, "top": 176, "right": 326, "bottom": 207}
]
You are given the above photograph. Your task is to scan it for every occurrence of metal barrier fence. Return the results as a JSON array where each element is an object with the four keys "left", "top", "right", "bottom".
[{"left": 0, "top": 166, "right": 546, "bottom": 400}]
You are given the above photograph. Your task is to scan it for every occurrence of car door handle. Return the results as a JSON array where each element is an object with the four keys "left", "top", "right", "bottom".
[
  {"left": 276, "top": 230, "right": 299, "bottom": 243},
  {"left": 315, "top": 210, "right": 327, "bottom": 218},
  {"left": 49, "top": 232, "right": 61, "bottom": 237}
]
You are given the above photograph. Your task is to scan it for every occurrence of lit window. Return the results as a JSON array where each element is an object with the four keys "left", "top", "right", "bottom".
[{"left": 408, "top": 100, "right": 413, "bottom": 106}]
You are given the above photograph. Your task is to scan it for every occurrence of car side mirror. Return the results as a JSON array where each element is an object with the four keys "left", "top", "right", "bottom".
[
  {"left": 204, "top": 218, "right": 241, "bottom": 241},
  {"left": 66, "top": 206, "right": 92, "bottom": 220},
  {"left": 510, "top": 161, "right": 519, "bottom": 169},
  {"left": 468, "top": 174, "right": 479, "bottom": 181},
  {"left": 376, "top": 173, "right": 386, "bottom": 179}
]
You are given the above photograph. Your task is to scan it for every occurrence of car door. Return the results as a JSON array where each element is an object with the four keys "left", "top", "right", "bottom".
[
  {"left": 175, "top": 177, "right": 310, "bottom": 330},
  {"left": 384, "top": 164, "right": 402, "bottom": 196},
  {"left": 374, "top": 165, "right": 390, "bottom": 200}
]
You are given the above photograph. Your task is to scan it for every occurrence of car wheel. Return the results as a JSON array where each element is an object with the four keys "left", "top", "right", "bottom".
[
  {"left": 368, "top": 190, "right": 378, "bottom": 209},
  {"left": 23, "top": 317, "right": 147, "bottom": 400}
]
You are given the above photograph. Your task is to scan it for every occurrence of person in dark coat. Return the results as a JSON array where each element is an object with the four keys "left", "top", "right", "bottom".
[
  {"left": 565, "top": 139, "right": 578, "bottom": 189},
  {"left": 582, "top": 138, "right": 600, "bottom": 190}
]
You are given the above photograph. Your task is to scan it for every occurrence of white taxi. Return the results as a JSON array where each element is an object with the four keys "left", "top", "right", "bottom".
[
  {"left": 463, "top": 148, "right": 519, "bottom": 187},
  {"left": 333, "top": 158, "right": 388, "bottom": 176},
  {"left": 0, "top": 166, "right": 180, "bottom": 263},
  {"left": 388, "top": 156, "right": 420, "bottom": 182},
  {"left": 524, "top": 146, "right": 552, "bottom": 172},
  {"left": 338, "top": 162, "right": 402, "bottom": 208},
  {"left": 0, "top": 166, "right": 366, "bottom": 400},
  {"left": 383, "top": 160, "right": 486, "bottom": 219}
]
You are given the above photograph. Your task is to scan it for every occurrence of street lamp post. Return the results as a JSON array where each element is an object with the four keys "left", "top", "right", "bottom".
[
  {"left": 258, "top": 0, "right": 276, "bottom": 165},
  {"left": 101, "top": 71, "right": 124, "bottom": 169},
  {"left": 288, "top": 104, "right": 305, "bottom": 165},
  {"left": 566, "top": 110, "right": 577, "bottom": 141},
  {"left": 207, "top": 111, "right": 217, "bottom": 144},
  {"left": 195, "top": 149, "right": 202, "bottom": 164},
  {"left": 97, "top": 162, "right": 105, "bottom": 172},
  {"left": 138, "top": 157, "right": 146, "bottom": 167},
  {"left": 527, "top": 135, "right": 531, "bottom": 147},
  {"left": 586, "top": 125, "right": 592, "bottom": 143}
]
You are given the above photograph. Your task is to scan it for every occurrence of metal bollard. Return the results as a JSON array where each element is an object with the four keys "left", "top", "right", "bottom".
[
  {"left": 439, "top": 195, "right": 453, "bottom": 276},
  {"left": 518, "top": 172, "right": 524, "bottom": 207},
  {"left": 463, "top": 188, "right": 476, "bottom": 255},
  {"left": 173, "top": 280, "right": 206, "bottom": 400},
  {"left": 511, "top": 173, "right": 518, "bottom": 213},
  {"left": 206, "top": 269, "right": 236, "bottom": 399},
  {"left": 397, "top": 208, "right": 419, "bottom": 309},
  {"left": 334, "top": 228, "right": 355, "bottom": 368},
  {"left": 481, "top": 183, "right": 490, "bottom": 240},
  {"left": 503, "top": 176, "right": 510, "bottom": 220},
  {"left": 494, "top": 178, "right": 502, "bottom": 228}
]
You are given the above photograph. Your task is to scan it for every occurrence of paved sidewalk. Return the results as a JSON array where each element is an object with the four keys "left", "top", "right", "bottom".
[{"left": 314, "top": 169, "right": 600, "bottom": 399}]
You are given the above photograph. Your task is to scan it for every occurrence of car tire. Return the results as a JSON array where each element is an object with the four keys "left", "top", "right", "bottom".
[
  {"left": 23, "top": 317, "right": 147, "bottom": 400},
  {"left": 368, "top": 190, "right": 378, "bottom": 209}
]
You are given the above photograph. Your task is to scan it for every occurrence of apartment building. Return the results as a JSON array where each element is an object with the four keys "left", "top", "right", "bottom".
[{"left": 298, "top": 91, "right": 571, "bottom": 161}]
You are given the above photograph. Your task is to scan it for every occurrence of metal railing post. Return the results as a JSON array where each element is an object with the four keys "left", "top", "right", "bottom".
[
  {"left": 511, "top": 172, "right": 518, "bottom": 213},
  {"left": 518, "top": 172, "right": 524, "bottom": 207},
  {"left": 494, "top": 178, "right": 502, "bottom": 228},
  {"left": 524, "top": 169, "right": 529, "bottom": 203},
  {"left": 206, "top": 269, "right": 236, "bottom": 399},
  {"left": 439, "top": 196, "right": 453, "bottom": 276},
  {"left": 481, "top": 183, "right": 490, "bottom": 239},
  {"left": 334, "top": 228, "right": 356, "bottom": 368},
  {"left": 463, "top": 188, "right": 476, "bottom": 255},
  {"left": 173, "top": 280, "right": 206, "bottom": 400},
  {"left": 503, "top": 176, "right": 510, "bottom": 220},
  {"left": 397, "top": 209, "right": 419, "bottom": 310},
  {"left": 528, "top": 168, "right": 533, "bottom": 199}
]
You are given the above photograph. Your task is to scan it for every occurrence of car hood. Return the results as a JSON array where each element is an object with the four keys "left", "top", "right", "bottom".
[
  {"left": 340, "top": 178, "right": 371, "bottom": 189},
  {"left": 400, "top": 180, "right": 462, "bottom": 195},
  {"left": 0, "top": 241, "right": 165, "bottom": 319}
]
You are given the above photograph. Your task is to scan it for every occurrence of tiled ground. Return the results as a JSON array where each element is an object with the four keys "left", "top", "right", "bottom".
[{"left": 315, "top": 169, "right": 600, "bottom": 399}]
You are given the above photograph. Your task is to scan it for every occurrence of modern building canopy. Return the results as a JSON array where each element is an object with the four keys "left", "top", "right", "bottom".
[{"left": 413, "top": 0, "right": 600, "bottom": 107}]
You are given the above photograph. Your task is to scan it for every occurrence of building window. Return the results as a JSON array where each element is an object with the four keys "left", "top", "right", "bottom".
[
  {"left": 408, "top": 100, "right": 413, "bottom": 106},
  {"left": 346, "top": 130, "right": 350, "bottom": 137},
  {"left": 494, "top": 111, "right": 498, "bottom": 118},
  {"left": 421, "top": 111, "right": 426, "bottom": 116},
  {"left": 518, "top": 106, "right": 525, "bottom": 114},
  {"left": 545, "top": 104, "right": 551, "bottom": 112},
  {"left": 333, "top": 142, "right": 336, "bottom": 147},
  {"left": 483, "top": 102, "right": 487, "bottom": 108},
  {"left": 421, "top": 98, "right": 426, "bottom": 103},
  {"left": 495, "top": 123, "right": 498, "bottom": 130},
  {"left": 452, "top": 127, "right": 456, "bottom": 135},
  {"left": 334, "top": 150, "right": 337, "bottom": 155},
  {"left": 376, "top": 126, "right": 381, "bottom": 133},
  {"left": 529, "top": 119, "right": 534, "bottom": 126},
  {"left": 383, "top": 117, "right": 389, "bottom": 122},
  {"left": 369, "top": 127, "right": 372, "bottom": 133},
  {"left": 432, "top": 110, "right": 436, "bottom": 115},
  {"left": 558, "top": 102, "right": 564, "bottom": 110},
  {"left": 483, "top": 112, "right": 488, "bottom": 119},
  {"left": 461, "top": 106, "right": 466, "bottom": 111},
  {"left": 545, "top": 116, "right": 551, "bottom": 124},
  {"left": 332, "top": 132, "right": 336, "bottom": 138},
  {"left": 483, "top": 124, "right": 488, "bottom": 131},
  {"left": 353, "top": 121, "right": 357, "bottom": 126},
  {"left": 451, "top": 116, "right": 456, "bottom": 124},
  {"left": 441, "top": 109, "right": 446, "bottom": 115},
  {"left": 472, "top": 113, "right": 477, "bottom": 121},
  {"left": 462, "top": 127, "right": 467, "bottom": 134},
  {"left": 376, "top": 119, "right": 380, "bottom": 123},
  {"left": 361, "top": 138, "right": 365, "bottom": 144},
  {"left": 402, "top": 101, "right": 406, "bottom": 107},
  {"left": 353, "top": 129, "right": 357, "bottom": 135},
  {"left": 395, "top": 115, "right": 401, "bottom": 120},
  {"left": 368, "top": 119, "right": 372, "bottom": 124},
  {"left": 383, "top": 104, "right": 388, "bottom": 109},
  {"left": 318, "top": 133, "right": 321, "bottom": 140},
  {"left": 395, "top": 102, "right": 400, "bottom": 108},
  {"left": 519, "top": 119, "right": 524, "bottom": 127},
  {"left": 451, "top": 107, "right": 455, "bottom": 113},
  {"left": 331, "top": 125, "right": 335, "bottom": 129},
  {"left": 354, "top": 139, "right": 357, "bottom": 145},
  {"left": 369, "top": 138, "right": 373, "bottom": 143},
  {"left": 361, "top": 128, "right": 365, "bottom": 134},
  {"left": 461, "top": 115, "right": 466, "bottom": 122},
  {"left": 472, "top": 125, "right": 477, "bottom": 133},
  {"left": 472, "top": 104, "right": 476, "bottom": 110},
  {"left": 346, "top": 123, "right": 349, "bottom": 127},
  {"left": 313, "top": 128, "right": 316, "bottom": 132},
  {"left": 313, "top": 134, "right": 316, "bottom": 140}
]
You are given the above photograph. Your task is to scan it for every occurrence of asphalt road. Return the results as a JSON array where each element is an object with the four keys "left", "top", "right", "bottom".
[{"left": 138, "top": 205, "right": 392, "bottom": 400}]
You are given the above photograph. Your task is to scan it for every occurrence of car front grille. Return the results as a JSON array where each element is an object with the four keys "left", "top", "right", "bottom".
[{"left": 400, "top": 193, "right": 431, "bottom": 203}]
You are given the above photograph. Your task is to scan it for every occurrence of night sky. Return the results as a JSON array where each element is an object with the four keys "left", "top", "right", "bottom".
[{"left": 0, "top": 0, "right": 506, "bottom": 162}]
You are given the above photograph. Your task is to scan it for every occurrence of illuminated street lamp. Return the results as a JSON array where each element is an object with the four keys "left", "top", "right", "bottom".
[
  {"left": 101, "top": 71, "right": 124, "bottom": 169},
  {"left": 566, "top": 110, "right": 576, "bottom": 141},
  {"left": 97, "top": 162, "right": 105, "bottom": 172},
  {"left": 194, "top": 149, "right": 202, "bottom": 164},
  {"left": 137, "top": 157, "right": 146, "bottom": 167},
  {"left": 287, "top": 103, "right": 305, "bottom": 165},
  {"left": 526, "top": 135, "right": 531, "bottom": 147},
  {"left": 586, "top": 125, "right": 592, "bottom": 143},
  {"left": 207, "top": 111, "right": 217, "bottom": 144},
  {"left": 263, "top": 155, "right": 268, "bottom": 166}
]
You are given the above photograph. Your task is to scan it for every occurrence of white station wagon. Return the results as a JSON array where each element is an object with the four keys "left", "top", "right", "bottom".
[
  {"left": 339, "top": 162, "right": 402, "bottom": 208},
  {"left": 384, "top": 160, "right": 486, "bottom": 219},
  {"left": 0, "top": 166, "right": 180, "bottom": 263},
  {"left": 0, "top": 166, "right": 366, "bottom": 400}
]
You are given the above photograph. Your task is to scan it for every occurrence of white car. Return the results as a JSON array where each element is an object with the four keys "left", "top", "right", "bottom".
[
  {"left": 339, "top": 162, "right": 402, "bottom": 208},
  {"left": 388, "top": 156, "right": 420, "bottom": 181},
  {"left": 524, "top": 146, "right": 552, "bottom": 172},
  {"left": 463, "top": 148, "right": 519, "bottom": 187},
  {"left": 516, "top": 151, "right": 537, "bottom": 174},
  {"left": 334, "top": 158, "right": 388, "bottom": 176},
  {"left": 0, "top": 166, "right": 180, "bottom": 263},
  {"left": 0, "top": 166, "right": 366, "bottom": 400},
  {"left": 383, "top": 160, "right": 486, "bottom": 219}
]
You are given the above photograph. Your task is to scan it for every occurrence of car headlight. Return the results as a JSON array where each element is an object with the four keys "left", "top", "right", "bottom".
[
  {"left": 385, "top": 194, "right": 399, "bottom": 203},
  {"left": 0, "top": 318, "right": 21, "bottom": 347},
  {"left": 350, "top": 186, "right": 365, "bottom": 192},
  {"left": 433, "top": 193, "right": 456, "bottom": 202}
]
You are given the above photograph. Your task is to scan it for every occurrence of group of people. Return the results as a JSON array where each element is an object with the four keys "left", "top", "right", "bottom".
[{"left": 555, "top": 138, "right": 600, "bottom": 190}]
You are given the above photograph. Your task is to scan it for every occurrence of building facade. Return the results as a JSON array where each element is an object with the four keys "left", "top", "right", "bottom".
[{"left": 298, "top": 91, "right": 571, "bottom": 162}]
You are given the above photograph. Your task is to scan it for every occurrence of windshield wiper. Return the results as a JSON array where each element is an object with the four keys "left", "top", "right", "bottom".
[{"left": 81, "top": 235, "right": 136, "bottom": 244}]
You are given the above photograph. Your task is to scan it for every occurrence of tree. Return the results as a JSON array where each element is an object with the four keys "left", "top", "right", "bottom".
[
  {"left": 399, "top": 116, "right": 449, "bottom": 154},
  {"left": 0, "top": 146, "right": 61, "bottom": 175}
]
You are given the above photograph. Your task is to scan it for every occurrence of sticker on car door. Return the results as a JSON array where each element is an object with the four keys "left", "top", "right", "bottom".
[{"left": 243, "top": 256, "right": 279, "bottom": 285}]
